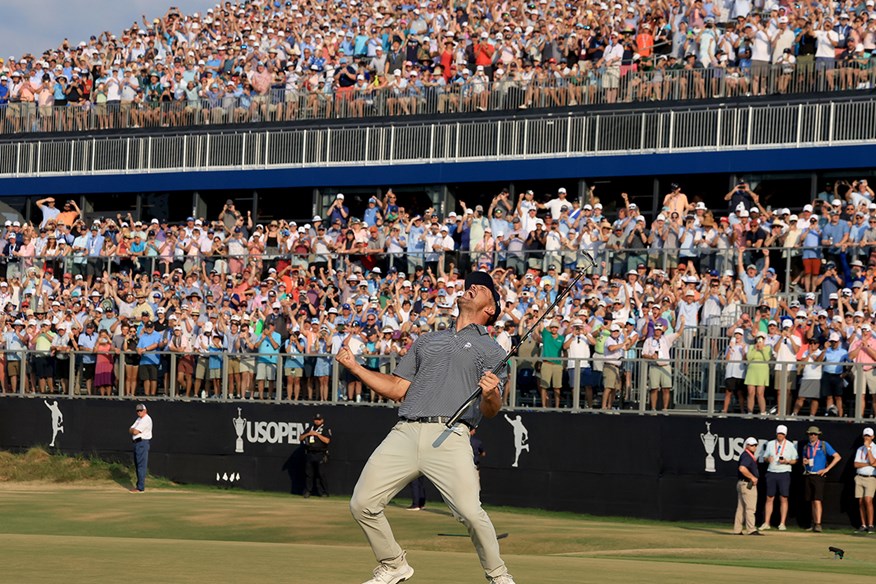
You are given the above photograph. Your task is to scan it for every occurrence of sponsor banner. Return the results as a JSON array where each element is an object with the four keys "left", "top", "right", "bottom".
[{"left": 0, "top": 397, "right": 869, "bottom": 525}]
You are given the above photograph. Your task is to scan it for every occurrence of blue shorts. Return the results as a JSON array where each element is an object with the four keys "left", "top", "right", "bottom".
[{"left": 766, "top": 472, "right": 791, "bottom": 498}]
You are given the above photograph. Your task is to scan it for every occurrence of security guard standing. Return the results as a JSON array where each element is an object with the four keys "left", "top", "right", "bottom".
[{"left": 302, "top": 413, "right": 331, "bottom": 498}]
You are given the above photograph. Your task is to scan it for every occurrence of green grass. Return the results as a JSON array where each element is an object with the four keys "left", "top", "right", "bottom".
[{"left": 1, "top": 450, "right": 876, "bottom": 583}]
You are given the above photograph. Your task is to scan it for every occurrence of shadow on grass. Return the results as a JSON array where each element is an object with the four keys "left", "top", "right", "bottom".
[{"left": 675, "top": 525, "right": 738, "bottom": 536}]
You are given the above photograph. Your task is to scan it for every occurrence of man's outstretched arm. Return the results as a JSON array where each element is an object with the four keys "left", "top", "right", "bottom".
[{"left": 336, "top": 348, "right": 411, "bottom": 402}]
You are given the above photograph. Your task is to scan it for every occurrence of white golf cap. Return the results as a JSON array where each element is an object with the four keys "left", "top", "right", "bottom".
[
  {"left": 776, "top": 424, "right": 788, "bottom": 435},
  {"left": 864, "top": 428, "right": 874, "bottom": 437},
  {"left": 745, "top": 437, "right": 758, "bottom": 446}
]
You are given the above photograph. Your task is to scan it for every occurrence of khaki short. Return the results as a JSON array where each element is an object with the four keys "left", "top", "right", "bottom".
[
  {"left": 240, "top": 357, "right": 255, "bottom": 374},
  {"left": 861, "top": 369, "right": 876, "bottom": 394},
  {"left": 284, "top": 367, "right": 303, "bottom": 378},
  {"left": 855, "top": 475, "right": 876, "bottom": 498},
  {"left": 195, "top": 358, "right": 209, "bottom": 379},
  {"left": 538, "top": 361, "right": 563, "bottom": 389},
  {"left": 227, "top": 357, "right": 240, "bottom": 375},
  {"left": 7, "top": 360, "right": 20, "bottom": 377},
  {"left": 649, "top": 364, "right": 672, "bottom": 389},
  {"left": 603, "top": 363, "right": 621, "bottom": 390},
  {"left": 256, "top": 362, "right": 276, "bottom": 381}
]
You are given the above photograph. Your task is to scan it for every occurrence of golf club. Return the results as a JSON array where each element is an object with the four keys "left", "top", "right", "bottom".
[{"left": 446, "top": 252, "right": 596, "bottom": 428}]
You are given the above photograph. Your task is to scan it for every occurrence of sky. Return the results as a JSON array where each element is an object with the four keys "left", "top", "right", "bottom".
[{"left": 0, "top": 0, "right": 214, "bottom": 62}]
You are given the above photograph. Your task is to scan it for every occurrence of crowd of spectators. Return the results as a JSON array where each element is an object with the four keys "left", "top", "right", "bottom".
[
  {"left": 1, "top": 178, "right": 876, "bottom": 421},
  {"left": 2, "top": 0, "right": 876, "bottom": 132}
]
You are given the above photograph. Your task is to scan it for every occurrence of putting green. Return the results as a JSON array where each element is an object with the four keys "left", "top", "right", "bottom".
[{"left": 0, "top": 483, "right": 873, "bottom": 583}]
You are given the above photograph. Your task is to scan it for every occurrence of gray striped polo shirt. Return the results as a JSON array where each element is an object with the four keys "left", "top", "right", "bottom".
[{"left": 395, "top": 323, "right": 508, "bottom": 426}]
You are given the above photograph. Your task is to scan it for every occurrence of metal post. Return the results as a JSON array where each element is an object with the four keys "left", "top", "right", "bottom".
[
  {"left": 571, "top": 359, "right": 581, "bottom": 412},
  {"left": 275, "top": 353, "right": 283, "bottom": 403},
  {"left": 854, "top": 362, "right": 864, "bottom": 422},
  {"left": 169, "top": 353, "right": 177, "bottom": 399},
  {"left": 508, "top": 357, "right": 518, "bottom": 408},
  {"left": 221, "top": 353, "right": 229, "bottom": 401},
  {"left": 707, "top": 359, "right": 717, "bottom": 416},
  {"left": 330, "top": 356, "right": 340, "bottom": 403},
  {"left": 638, "top": 359, "right": 648, "bottom": 413},
  {"left": 365, "top": 126, "right": 371, "bottom": 162},
  {"left": 67, "top": 356, "right": 75, "bottom": 397},
  {"left": 18, "top": 350, "right": 26, "bottom": 395},
  {"left": 667, "top": 111, "right": 674, "bottom": 152},
  {"left": 119, "top": 352, "right": 126, "bottom": 399},
  {"left": 715, "top": 108, "right": 722, "bottom": 149}
]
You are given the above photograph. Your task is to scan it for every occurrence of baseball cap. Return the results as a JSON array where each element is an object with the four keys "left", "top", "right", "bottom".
[
  {"left": 135, "top": 404, "right": 147, "bottom": 411},
  {"left": 744, "top": 437, "right": 758, "bottom": 446},
  {"left": 864, "top": 428, "right": 874, "bottom": 437},
  {"left": 464, "top": 271, "right": 500, "bottom": 323},
  {"left": 776, "top": 424, "right": 788, "bottom": 435}
]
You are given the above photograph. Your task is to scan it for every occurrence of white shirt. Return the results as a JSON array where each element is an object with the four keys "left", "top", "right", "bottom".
[
  {"left": 854, "top": 442, "right": 876, "bottom": 476},
  {"left": 765, "top": 438, "right": 797, "bottom": 473},
  {"left": 565, "top": 334, "right": 591, "bottom": 369},
  {"left": 751, "top": 30, "right": 771, "bottom": 62},
  {"left": 544, "top": 197, "right": 570, "bottom": 220},
  {"left": 816, "top": 30, "right": 839, "bottom": 59},
  {"left": 642, "top": 332, "right": 680, "bottom": 366},
  {"left": 131, "top": 413, "right": 153, "bottom": 441},
  {"left": 604, "top": 42, "right": 624, "bottom": 67}
]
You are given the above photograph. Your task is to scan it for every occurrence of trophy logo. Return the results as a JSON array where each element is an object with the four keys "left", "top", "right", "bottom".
[
  {"left": 233, "top": 408, "right": 247, "bottom": 453},
  {"left": 701, "top": 422, "right": 718, "bottom": 473}
]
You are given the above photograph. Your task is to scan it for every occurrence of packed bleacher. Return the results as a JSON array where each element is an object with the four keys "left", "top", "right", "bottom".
[
  {"left": 1, "top": 1, "right": 875, "bottom": 133},
  {"left": 1, "top": 180, "right": 875, "bottom": 420}
]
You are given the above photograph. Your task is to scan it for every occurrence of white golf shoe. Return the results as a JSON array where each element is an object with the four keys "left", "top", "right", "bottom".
[
  {"left": 362, "top": 553, "right": 414, "bottom": 584},
  {"left": 487, "top": 574, "right": 517, "bottom": 584}
]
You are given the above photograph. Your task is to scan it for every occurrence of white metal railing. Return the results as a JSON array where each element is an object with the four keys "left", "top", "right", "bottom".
[{"left": 0, "top": 97, "right": 873, "bottom": 179}]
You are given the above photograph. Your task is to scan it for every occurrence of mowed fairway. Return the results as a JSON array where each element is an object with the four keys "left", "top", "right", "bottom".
[{"left": 1, "top": 482, "right": 875, "bottom": 583}]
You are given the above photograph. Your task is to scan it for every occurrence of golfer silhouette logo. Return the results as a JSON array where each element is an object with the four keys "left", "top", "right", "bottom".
[
  {"left": 503, "top": 414, "right": 529, "bottom": 468},
  {"left": 44, "top": 400, "right": 64, "bottom": 448}
]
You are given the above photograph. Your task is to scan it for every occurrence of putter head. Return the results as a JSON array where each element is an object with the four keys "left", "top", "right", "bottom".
[{"left": 828, "top": 546, "right": 844, "bottom": 560}]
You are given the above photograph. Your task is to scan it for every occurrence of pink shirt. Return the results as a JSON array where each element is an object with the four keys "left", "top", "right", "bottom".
[{"left": 851, "top": 336, "right": 876, "bottom": 371}]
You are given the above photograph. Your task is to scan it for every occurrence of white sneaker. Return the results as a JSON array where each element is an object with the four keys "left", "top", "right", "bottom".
[
  {"left": 488, "top": 575, "right": 517, "bottom": 584},
  {"left": 777, "top": 524, "right": 787, "bottom": 531},
  {"left": 759, "top": 523, "right": 771, "bottom": 531},
  {"left": 363, "top": 555, "right": 414, "bottom": 584}
]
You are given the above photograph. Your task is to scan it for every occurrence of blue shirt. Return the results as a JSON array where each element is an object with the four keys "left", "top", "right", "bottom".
[
  {"left": 258, "top": 331, "right": 282, "bottom": 363},
  {"left": 4, "top": 331, "right": 25, "bottom": 360},
  {"left": 801, "top": 227, "right": 821, "bottom": 259},
  {"left": 208, "top": 344, "right": 224, "bottom": 370},
  {"left": 137, "top": 331, "right": 164, "bottom": 366},
  {"left": 823, "top": 347, "right": 848, "bottom": 374},
  {"left": 821, "top": 220, "right": 849, "bottom": 255},
  {"left": 802, "top": 439, "right": 837, "bottom": 473},
  {"left": 77, "top": 332, "right": 98, "bottom": 364}
]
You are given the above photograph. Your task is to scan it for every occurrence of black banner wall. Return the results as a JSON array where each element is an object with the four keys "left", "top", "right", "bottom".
[{"left": 1, "top": 397, "right": 870, "bottom": 526}]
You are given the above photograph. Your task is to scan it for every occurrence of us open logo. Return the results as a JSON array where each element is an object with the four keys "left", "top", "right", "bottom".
[
  {"left": 700, "top": 422, "right": 767, "bottom": 472},
  {"left": 232, "top": 408, "right": 308, "bottom": 453}
]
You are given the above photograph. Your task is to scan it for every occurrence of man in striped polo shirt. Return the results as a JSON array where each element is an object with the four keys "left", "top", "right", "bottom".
[{"left": 337, "top": 271, "right": 515, "bottom": 584}]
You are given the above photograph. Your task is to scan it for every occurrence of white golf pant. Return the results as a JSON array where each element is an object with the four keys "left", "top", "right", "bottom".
[{"left": 350, "top": 420, "right": 508, "bottom": 579}]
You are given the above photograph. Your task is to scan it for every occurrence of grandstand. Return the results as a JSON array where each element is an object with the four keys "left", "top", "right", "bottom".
[
  {"left": 1, "top": 1, "right": 875, "bottom": 133},
  {"left": 1, "top": 1, "right": 876, "bottom": 525}
]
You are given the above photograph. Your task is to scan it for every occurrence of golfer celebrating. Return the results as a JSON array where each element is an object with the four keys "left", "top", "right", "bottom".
[{"left": 337, "top": 271, "right": 515, "bottom": 584}]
